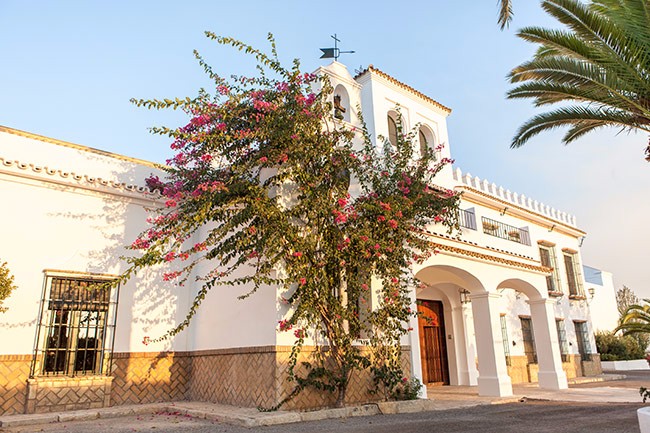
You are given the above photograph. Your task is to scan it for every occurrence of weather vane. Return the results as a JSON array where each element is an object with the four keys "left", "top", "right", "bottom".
[{"left": 320, "top": 34, "right": 355, "bottom": 61}]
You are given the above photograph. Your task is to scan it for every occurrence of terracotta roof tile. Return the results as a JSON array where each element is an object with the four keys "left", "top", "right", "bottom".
[{"left": 354, "top": 65, "right": 452, "bottom": 113}]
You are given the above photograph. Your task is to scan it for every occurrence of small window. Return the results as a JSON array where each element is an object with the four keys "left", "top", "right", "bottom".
[
  {"left": 419, "top": 130, "right": 428, "bottom": 157},
  {"left": 573, "top": 321, "right": 592, "bottom": 361},
  {"left": 520, "top": 317, "right": 537, "bottom": 364},
  {"left": 387, "top": 115, "right": 398, "bottom": 147},
  {"left": 539, "top": 245, "right": 561, "bottom": 296},
  {"left": 555, "top": 319, "right": 569, "bottom": 362},
  {"left": 563, "top": 251, "right": 585, "bottom": 298},
  {"left": 418, "top": 126, "right": 436, "bottom": 160},
  {"left": 31, "top": 274, "right": 119, "bottom": 376},
  {"left": 500, "top": 314, "right": 511, "bottom": 366}
]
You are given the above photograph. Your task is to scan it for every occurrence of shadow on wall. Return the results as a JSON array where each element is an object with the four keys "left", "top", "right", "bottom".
[{"left": 45, "top": 156, "right": 191, "bottom": 352}]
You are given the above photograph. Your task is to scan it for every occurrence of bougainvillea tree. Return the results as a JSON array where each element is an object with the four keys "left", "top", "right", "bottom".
[{"left": 124, "top": 33, "right": 459, "bottom": 408}]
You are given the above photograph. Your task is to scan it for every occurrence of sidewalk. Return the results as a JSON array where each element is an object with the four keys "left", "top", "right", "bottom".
[{"left": 0, "top": 373, "right": 632, "bottom": 429}]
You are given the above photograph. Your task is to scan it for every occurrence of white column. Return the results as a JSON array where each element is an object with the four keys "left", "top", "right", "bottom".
[
  {"left": 408, "top": 288, "right": 427, "bottom": 398},
  {"left": 452, "top": 304, "right": 478, "bottom": 386},
  {"left": 529, "top": 298, "right": 568, "bottom": 390},
  {"left": 471, "top": 292, "right": 513, "bottom": 397}
]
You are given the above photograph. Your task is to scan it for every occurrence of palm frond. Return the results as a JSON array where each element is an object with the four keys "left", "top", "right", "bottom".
[
  {"left": 510, "top": 105, "right": 650, "bottom": 147},
  {"left": 508, "top": 0, "right": 650, "bottom": 155},
  {"left": 498, "top": 0, "right": 514, "bottom": 30}
]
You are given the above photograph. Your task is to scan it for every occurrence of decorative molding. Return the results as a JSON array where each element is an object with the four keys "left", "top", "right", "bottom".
[
  {"left": 0, "top": 156, "right": 161, "bottom": 200},
  {"left": 425, "top": 238, "right": 552, "bottom": 274},
  {"left": 423, "top": 230, "right": 537, "bottom": 262}
]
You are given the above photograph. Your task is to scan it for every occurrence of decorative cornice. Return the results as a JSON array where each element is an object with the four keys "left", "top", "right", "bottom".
[
  {"left": 424, "top": 230, "right": 537, "bottom": 262},
  {"left": 0, "top": 125, "right": 162, "bottom": 169},
  {"left": 424, "top": 234, "right": 551, "bottom": 274},
  {"left": 354, "top": 65, "right": 452, "bottom": 114},
  {"left": 0, "top": 156, "right": 161, "bottom": 200}
]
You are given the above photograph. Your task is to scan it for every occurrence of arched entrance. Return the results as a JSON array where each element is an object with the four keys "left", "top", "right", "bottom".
[{"left": 418, "top": 299, "right": 449, "bottom": 385}]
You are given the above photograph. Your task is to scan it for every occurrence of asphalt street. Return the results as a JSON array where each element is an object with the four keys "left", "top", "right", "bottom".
[{"left": 0, "top": 400, "right": 644, "bottom": 433}]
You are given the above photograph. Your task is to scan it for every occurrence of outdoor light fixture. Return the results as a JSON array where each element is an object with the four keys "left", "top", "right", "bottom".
[
  {"left": 459, "top": 289, "right": 471, "bottom": 304},
  {"left": 588, "top": 287, "right": 596, "bottom": 300}
]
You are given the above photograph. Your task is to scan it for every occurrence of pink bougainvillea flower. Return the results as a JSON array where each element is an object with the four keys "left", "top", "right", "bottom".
[{"left": 278, "top": 319, "right": 292, "bottom": 332}]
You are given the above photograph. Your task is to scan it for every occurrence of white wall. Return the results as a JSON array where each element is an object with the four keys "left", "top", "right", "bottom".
[{"left": 0, "top": 130, "right": 279, "bottom": 357}]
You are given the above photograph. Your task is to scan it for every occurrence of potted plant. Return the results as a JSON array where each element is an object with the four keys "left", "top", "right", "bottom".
[{"left": 482, "top": 221, "right": 498, "bottom": 234}]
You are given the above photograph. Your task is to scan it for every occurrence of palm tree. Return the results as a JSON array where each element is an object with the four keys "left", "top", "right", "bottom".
[
  {"left": 507, "top": 0, "right": 650, "bottom": 162},
  {"left": 498, "top": 0, "right": 514, "bottom": 30},
  {"left": 616, "top": 299, "right": 650, "bottom": 336}
]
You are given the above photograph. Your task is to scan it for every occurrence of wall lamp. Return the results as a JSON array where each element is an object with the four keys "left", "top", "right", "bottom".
[{"left": 459, "top": 289, "right": 471, "bottom": 304}]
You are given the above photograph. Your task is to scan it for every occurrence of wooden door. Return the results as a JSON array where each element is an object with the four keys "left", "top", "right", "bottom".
[{"left": 417, "top": 300, "right": 449, "bottom": 385}]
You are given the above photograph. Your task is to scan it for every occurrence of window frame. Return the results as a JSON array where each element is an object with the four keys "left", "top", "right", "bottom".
[
  {"left": 573, "top": 320, "right": 592, "bottom": 362},
  {"left": 500, "top": 314, "right": 511, "bottom": 366},
  {"left": 555, "top": 318, "right": 570, "bottom": 362},
  {"left": 387, "top": 114, "right": 398, "bottom": 147},
  {"left": 31, "top": 271, "right": 119, "bottom": 378},
  {"left": 538, "top": 243, "right": 562, "bottom": 296},
  {"left": 519, "top": 316, "right": 537, "bottom": 364},
  {"left": 563, "top": 250, "right": 585, "bottom": 299}
]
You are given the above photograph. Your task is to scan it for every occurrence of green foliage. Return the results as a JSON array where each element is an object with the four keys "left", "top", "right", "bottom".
[
  {"left": 393, "top": 377, "right": 423, "bottom": 401},
  {"left": 124, "top": 33, "right": 459, "bottom": 408},
  {"left": 640, "top": 386, "right": 650, "bottom": 403},
  {"left": 616, "top": 299, "right": 650, "bottom": 337},
  {"left": 616, "top": 285, "right": 639, "bottom": 317},
  {"left": 0, "top": 260, "right": 16, "bottom": 313},
  {"left": 595, "top": 331, "right": 646, "bottom": 361},
  {"left": 508, "top": 0, "right": 650, "bottom": 161}
]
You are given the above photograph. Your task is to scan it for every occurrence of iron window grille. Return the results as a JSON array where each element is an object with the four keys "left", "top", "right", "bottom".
[
  {"left": 555, "top": 319, "right": 570, "bottom": 362},
  {"left": 31, "top": 273, "right": 119, "bottom": 377},
  {"left": 500, "top": 314, "right": 511, "bottom": 366},
  {"left": 573, "top": 321, "right": 592, "bottom": 362},
  {"left": 520, "top": 317, "right": 537, "bottom": 364},
  {"left": 459, "top": 208, "right": 477, "bottom": 230},
  {"left": 539, "top": 246, "right": 562, "bottom": 296},
  {"left": 563, "top": 251, "right": 585, "bottom": 298},
  {"left": 481, "top": 217, "right": 531, "bottom": 246}
]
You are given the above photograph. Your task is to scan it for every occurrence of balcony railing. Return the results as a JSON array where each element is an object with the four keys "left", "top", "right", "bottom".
[
  {"left": 481, "top": 217, "right": 531, "bottom": 246},
  {"left": 459, "top": 209, "right": 477, "bottom": 230}
]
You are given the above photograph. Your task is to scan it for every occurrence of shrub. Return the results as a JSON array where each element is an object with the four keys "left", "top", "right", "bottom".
[
  {"left": 0, "top": 260, "right": 16, "bottom": 313},
  {"left": 596, "top": 331, "right": 646, "bottom": 361}
]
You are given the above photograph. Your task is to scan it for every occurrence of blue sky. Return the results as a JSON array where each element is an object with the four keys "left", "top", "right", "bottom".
[{"left": 2, "top": 1, "right": 649, "bottom": 296}]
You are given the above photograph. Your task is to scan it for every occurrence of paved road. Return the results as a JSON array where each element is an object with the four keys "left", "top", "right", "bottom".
[{"left": 1, "top": 401, "right": 644, "bottom": 433}]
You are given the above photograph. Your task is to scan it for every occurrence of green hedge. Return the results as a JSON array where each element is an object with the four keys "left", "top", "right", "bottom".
[{"left": 596, "top": 331, "right": 647, "bottom": 361}]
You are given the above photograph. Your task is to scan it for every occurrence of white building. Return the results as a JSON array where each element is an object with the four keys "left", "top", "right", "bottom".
[
  {"left": 0, "top": 62, "right": 603, "bottom": 415},
  {"left": 583, "top": 266, "right": 619, "bottom": 332}
]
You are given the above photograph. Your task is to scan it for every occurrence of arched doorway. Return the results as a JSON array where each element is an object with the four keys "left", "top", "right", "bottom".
[{"left": 418, "top": 299, "right": 449, "bottom": 385}]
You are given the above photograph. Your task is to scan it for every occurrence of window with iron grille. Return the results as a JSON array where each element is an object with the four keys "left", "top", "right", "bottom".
[
  {"left": 459, "top": 208, "right": 477, "bottom": 230},
  {"left": 539, "top": 245, "right": 562, "bottom": 296},
  {"left": 500, "top": 314, "right": 511, "bottom": 366},
  {"left": 555, "top": 319, "right": 570, "bottom": 362},
  {"left": 520, "top": 317, "right": 537, "bottom": 364},
  {"left": 573, "top": 321, "right": 592, "bottom": 362},
  {"left": 563, "top": 251, "right": 585, "bottom": 298},
  {"left": 31, "top": 273, "right": 119, "bottom": 377}
]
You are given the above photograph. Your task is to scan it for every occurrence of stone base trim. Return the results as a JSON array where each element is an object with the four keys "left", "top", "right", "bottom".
[
  {"left": 26, "top": 376, "right": 113, "bottom": 413},
  {"left": 0, "top": 355, "right": 31, "bottom": 415}
]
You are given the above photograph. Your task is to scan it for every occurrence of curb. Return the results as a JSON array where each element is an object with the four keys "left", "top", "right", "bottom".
[{"left": 0, "top": 399, "right": 485, "bottom": 428}]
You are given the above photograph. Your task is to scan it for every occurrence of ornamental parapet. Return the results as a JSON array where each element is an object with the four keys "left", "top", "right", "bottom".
[{"left": 452, "top": 167, "right": 577, "bottom": 228}]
